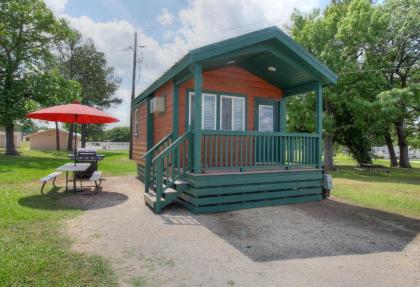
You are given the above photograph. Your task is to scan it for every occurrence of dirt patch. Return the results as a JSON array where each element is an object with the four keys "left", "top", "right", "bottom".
[{"left": 65, "top": 176, "right": 420, "bottom": 287}]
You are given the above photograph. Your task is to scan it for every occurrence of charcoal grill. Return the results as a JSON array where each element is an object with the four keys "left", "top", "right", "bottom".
[{"left": 69, "top": 148, "right": 105, "bottom": 179}]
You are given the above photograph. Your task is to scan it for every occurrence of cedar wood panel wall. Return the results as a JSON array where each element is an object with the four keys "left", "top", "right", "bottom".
[
  {"left": 132, "top": 66, "right": 283, "bottom": 165},
  {"left": 132, "top": 101, "right": 147, "bottom": 164}
]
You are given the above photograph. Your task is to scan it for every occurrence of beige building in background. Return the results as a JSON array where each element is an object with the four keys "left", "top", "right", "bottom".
[
  {"left": 0, "top": 131, "right": 22, "bottom": 148},
  {"left": 28, "top": 129, "right": 80, "bottom": 150}
]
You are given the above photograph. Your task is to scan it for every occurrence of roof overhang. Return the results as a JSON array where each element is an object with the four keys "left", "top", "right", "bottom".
[{"left": 133, "top": 26, "right": 338, "bottom": 107}]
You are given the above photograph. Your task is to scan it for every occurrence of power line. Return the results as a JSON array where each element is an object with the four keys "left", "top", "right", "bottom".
[{"left": 336, "top": 65, "right": 417, "bottom": 75}]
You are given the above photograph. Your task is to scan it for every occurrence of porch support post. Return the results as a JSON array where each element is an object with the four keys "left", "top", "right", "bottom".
[
  {"left": 315, "top": 82, "right": 323, "bottom": 168},
  {"left": 279, "top": 97, "right": 287, "bottom": 132},
  {"left": 173, "top": 82, "right": 179, "bottom": 167},
  {"left": 279, "top": 96, "right": 287, "bottom": 165},
  {"left": 193, "top": 63, "right": 202, "bottom": 173}
]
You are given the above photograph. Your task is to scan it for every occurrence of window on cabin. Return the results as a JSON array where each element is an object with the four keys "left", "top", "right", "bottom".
[
  {"left": 220, "top": 95, "right": 245, "bottom": 131},
  {"left": 258, "top": 105, "right": 274, "bottom": 132},
  {"left": 189, "top": 92, "right": 216, "bottom": 130},
  {"left": 134, "top": 108, "right": 139, "bottom": 137}
]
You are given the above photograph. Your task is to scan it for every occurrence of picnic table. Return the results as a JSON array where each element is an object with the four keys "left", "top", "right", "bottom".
[{"left": 56, "top": 163, "right": 91, "bottom": 192}]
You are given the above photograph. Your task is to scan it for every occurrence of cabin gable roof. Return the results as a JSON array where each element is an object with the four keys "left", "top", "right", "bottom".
[{"left": 133, "top": 26, "right": 338, "bottom": 107}]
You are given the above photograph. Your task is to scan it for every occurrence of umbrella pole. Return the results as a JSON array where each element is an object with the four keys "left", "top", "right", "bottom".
[
  {"left": 73, "top": 115, "right": 78, "bottom": 192},
  {"left": 74, "top": 116, "right": 77, "bottom": 166}
]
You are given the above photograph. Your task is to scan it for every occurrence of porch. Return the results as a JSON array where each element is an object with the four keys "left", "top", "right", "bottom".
[{"left": 142, "top": 128, "right": 324, "bottom": 214}]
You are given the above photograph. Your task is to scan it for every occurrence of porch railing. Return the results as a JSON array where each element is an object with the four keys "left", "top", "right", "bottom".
[{"left": 200, "top": 130, "right": 319, "bottom": 169}]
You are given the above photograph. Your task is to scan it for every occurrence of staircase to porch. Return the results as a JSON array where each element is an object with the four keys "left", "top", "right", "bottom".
[{"left": 142, "top": 130, "right": 192, "bottom": 213}]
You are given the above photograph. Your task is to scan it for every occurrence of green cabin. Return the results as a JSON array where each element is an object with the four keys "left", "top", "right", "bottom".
[{"left": 131, "top": 26, "right": 338, "bottom": 214}]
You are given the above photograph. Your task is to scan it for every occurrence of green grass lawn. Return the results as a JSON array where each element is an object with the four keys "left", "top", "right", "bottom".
[
  {"left": 0, "top": 144, "right": 136, "bottom": 286},
  {"left": 1, "top": 143, "right": 419, "bottom": 284},
  {"left": 331, "top": 154, "right": 420, "bottom": 219}
]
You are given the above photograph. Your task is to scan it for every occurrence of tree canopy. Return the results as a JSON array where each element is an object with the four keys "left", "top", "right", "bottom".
[
  {"left": 0, "top": 0, "right": 122, "bottom": 155},
  {"left": 288, "top": 0, "right": 420, "bottom": 168},
  {"left": 0, "top": 0, "right": 75, "bottom": 155}
]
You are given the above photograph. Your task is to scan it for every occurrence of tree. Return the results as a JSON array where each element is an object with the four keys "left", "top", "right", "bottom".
[
  {"left": 86, "top": 124, "right": 106, "bottom": 142},
  {"left": 287, "top": 0, "right": 415, "bottom": 168},
  {"left": 105, "top": 127, "right": 130, "bottom": 142},
  {"left": 368, "top": 0, "right": 420, "bottom": 167},
  {"left": 30, "top": 69, "right": 80, "bottom": 150},
  {"left": 57, "top": 34, "right": 121, "bottom": 149},
  {"left": 377, "top": 84, "right": 420, "bottom": 167},
  {"left": 0, "top": 0, "right": 72, "bottom": 155},
  {"left": 289, "top": 0, "right": 384, "bottom": 168}
]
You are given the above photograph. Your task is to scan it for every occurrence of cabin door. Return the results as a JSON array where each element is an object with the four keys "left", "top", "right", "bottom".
[{"left": 255, "top": 99, "right": 278, "bottom": 164}]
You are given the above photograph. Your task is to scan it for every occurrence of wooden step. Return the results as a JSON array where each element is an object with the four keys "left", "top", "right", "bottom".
[
  {"left": 144, "top": 192, "right": 157, "bottom": 208},
  {"left": 174, "top": 179, "right": 188, "bottom": 186},
  {"left": 164, "top": 187, "right": 177, "bottom": 196},
  {"left": 174, "top": 179, "right": 189, "bottom": 192}
]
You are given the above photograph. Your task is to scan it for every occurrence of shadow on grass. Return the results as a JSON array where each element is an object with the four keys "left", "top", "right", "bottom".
[
  {"left": 19, "top": 189, "right": 128, "bottom": 211},
  {"left": 161, "top": 200, "right": 420, "bottom": 262}
]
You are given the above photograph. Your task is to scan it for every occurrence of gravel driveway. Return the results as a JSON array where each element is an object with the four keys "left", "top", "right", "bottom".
[{"left": 64, "top": 176, "right": 420, "bottom": 287}]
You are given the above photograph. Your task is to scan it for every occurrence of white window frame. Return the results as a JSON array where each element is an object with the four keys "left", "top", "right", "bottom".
[
  {"left": 134, "top": 108, "right": 139, "bottom": 137},
  {"left": 258, "top": 104, "right": 274, "bottom": 132},
  {"left": 189, "top": 92, "right": 217, "bottom": 130},
  {"left": 220, "top": 95, "right": 245, "bottom": 131}
]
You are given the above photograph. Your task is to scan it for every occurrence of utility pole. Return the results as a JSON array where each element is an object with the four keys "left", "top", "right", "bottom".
[{"left": 129, "top": 31, "right": 137, "bottom": 159}]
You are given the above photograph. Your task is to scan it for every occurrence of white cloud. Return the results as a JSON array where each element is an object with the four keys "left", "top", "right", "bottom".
[
  {"left": 157, "top": 8, "right": 175, "bottom": 26},
  {"left": 105, "top": 88, "right": 131, "bottom": 129},
  {"left": 45, "top": 0, "right": 320, "bottom": 127},
  {"left": 44, "top": 0, "right": 68, "bottom": 14}
]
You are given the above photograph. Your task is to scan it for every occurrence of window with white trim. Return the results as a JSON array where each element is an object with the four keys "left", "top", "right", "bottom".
[
  {"left": 189, "top": 92, "right": 217, "bottom": 130},
  {"left": 134, "top": 108, "right": 139, "bottom": 137},
  {"left": 220, "top": 95, "right": 245, "bottom": 131}
]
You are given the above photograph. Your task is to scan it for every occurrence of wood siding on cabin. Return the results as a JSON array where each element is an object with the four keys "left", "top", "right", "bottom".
[
  {"left": 132, "top": 102, "right": 148, "bottom": 164},
  {"left": 153, "top": 81, "right": 173, "bottom": 144}
]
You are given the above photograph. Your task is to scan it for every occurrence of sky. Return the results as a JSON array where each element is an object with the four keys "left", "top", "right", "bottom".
[{"left": 44, "top": 0, "right": 330, "bottom": 128}]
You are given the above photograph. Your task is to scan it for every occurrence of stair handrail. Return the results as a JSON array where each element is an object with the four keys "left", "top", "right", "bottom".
[
  {"left": 142, "top": 131, "right": 173, "bottom": 160},
  {"left": 153, "top": 129, "right": 192, "bottom": 163},
  {"left": 153, "top": 129, "right": 192, "bottom": 213},
  {"left": 143, "top": 131, "right": 173, "bottom": 197}
]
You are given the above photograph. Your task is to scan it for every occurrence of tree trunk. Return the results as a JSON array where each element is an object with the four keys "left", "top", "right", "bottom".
[
  {"left": 55, "top": 122, "right": 60, "bottom": 151},
  {"left": 395, "top": 121, "right": 411, "bottom": 168},
  {"left": 5, "top": 123, "right": 19, "bottom": 156},
  {"left": 81, "top": 124, "right": 87, "bottom": 148},
  {"left": 67, "top": 124, "right": 74, "bottom": 151},
  {"left": 384, "top": 132, "right": 398, "bottom": 167},
  {"left": 323, "top": 133, "right": 334, "bottom": 172}
]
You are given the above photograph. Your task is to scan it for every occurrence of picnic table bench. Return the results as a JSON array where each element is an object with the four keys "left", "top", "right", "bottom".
[
  {"left": 39, "top": 172, "right": 61, "bottom": 194},
  {"left": 89, "top": 171, "right": 103, "bottom": 194}
]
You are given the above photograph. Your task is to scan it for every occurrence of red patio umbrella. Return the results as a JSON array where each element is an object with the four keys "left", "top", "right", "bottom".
[{"left": 26, "top": 101, "right": 119, "bottom": 164}]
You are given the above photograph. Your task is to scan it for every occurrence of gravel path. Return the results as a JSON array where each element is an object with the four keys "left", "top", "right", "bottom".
[{"left": 64, "top": 176, "right": 420, "bottom": 287}]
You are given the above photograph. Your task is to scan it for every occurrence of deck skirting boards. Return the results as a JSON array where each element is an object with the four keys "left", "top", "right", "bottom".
[{"left": 178, "top": 169, "right": 324, "bottom": 214}]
